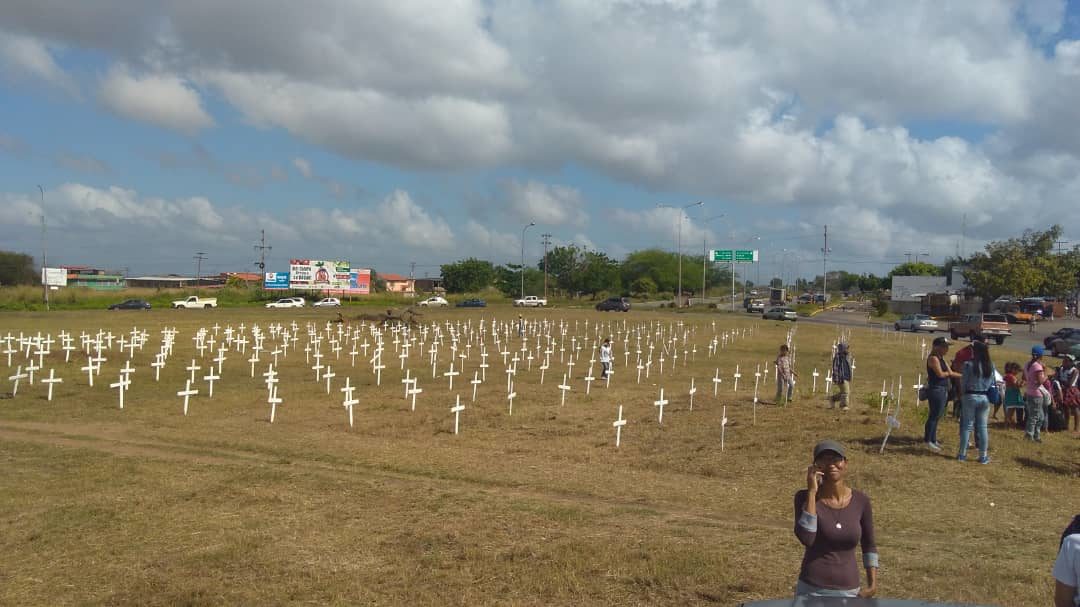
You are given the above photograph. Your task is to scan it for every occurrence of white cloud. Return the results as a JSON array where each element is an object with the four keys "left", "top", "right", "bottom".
[
  {"left": 0, "top": 32, "right": 78, "bottom": 96},
  {"left": 502, "top": 180, "right": 588, "bottom": 228},
  {"left": 55, "top": 152, "right": 109, "bottom": 174},
  {"left": 292, "top": 156, "right": 313, "bottom": 179},
  {"left": 303, "top": 190, "right": 456, "bottom": 253},
  {"left": 463, "top": 220, "right": 519, "bottom": 262},
  {"left": 99, "top": 65, "right": 214, "bottom": 134}
]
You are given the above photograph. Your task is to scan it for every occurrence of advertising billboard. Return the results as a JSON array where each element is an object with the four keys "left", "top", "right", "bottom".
[
  {"left": 263, "top": 272, "right": 290, "bottom": 290},
  {"left": 348, "top": 268, "right": 371, "bottom": 295},
  {"left": 41, "top": 268, "right": 67, "bottom": 287},
  {"left": 288, "top": 259, "right": 350, "bottom": 290}
]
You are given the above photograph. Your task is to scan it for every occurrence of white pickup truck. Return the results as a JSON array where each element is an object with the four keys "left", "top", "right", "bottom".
[
  {"left": 513, "top": 295, "right": 547, "bottom": 307},
  {"left": 172, "top": 296, "right": 218, "bottom": 309}
]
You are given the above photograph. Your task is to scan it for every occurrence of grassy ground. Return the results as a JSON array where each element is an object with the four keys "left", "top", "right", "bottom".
[{"left": 0, "top": 307, "right": 1075, "bottom": 606}]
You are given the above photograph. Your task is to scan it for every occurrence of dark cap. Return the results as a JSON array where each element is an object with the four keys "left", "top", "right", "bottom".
[
  {"left": 813, "top": 440, "right": 846, "bottom": 460},
  {"left": 932, "top": 336, "right": 950, "bottom": 347}
]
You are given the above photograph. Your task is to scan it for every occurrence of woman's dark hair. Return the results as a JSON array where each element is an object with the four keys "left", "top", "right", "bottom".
[{"left": 972, "top": 341, "right": 992, "bottom": 378}]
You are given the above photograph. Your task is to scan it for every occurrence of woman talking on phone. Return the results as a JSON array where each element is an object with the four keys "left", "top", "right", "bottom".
[{"left": 793, "top": 440, "right": 879, "bottom": 598}]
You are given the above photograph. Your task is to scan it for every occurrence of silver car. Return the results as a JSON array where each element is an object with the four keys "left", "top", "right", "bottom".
[
  {"left": 763, "top": 306, "right": 797, "bottom": 321},
  {"left": 895, "top": 313, "right": 939, "bottom": 332}
]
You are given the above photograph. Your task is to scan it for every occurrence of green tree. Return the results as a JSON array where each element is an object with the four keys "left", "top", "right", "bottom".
[
  {"left": 888, "top": 261, "right": 943, "bottom": 277},
  {"left": 494, "top": 265, "right": 543, "bottom": 297},
  {"left": 630, "top": 276, "right": 657, "bottom": 296},
  {"left": 963, "top": 225, "right": 1065, "bottom": 306},
  {"left": 0, "top": 251, "right": 37, "bottom": 286},
  {"left": 577, "top": 250, "right": 622, "bottom": 297},
  {"left": 440, "top": 258, "right": 496, "bottom": 293}
]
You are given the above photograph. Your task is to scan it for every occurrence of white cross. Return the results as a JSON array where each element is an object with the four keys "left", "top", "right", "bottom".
[
  {"left": 25, "top": 361, "right": 39, "bottom": 385},
  {"left": 812, "top": 368, "right": 819, "bottom": 393},
  {"left": 8, "top": 365, "right": 27, "bottom": 396},
  {"left": 312, "top": 359, "right": 324, "bottom": 382},
  {"left": 470, "top": 371, "right": 481, "bottom": 402},
  {"left": 110, "top": 374, "right": 131, "bottom": 409},
  {"left": 712, "top": 368, "right": 722, "bottom": 396},
  {"left": 613, "top": 405, "right": 627, "bottom": 447},
  {"left": 186, "top": 360, "right": 201, "bottom": 384},
  {"left": 341, "top": 377, "right": 358, "bottom": 429},
  {"left": 451, "top": 395, "right": 465, "bottom": 435},
  {"left": 653, "top": 388, "right": 669, "bottom": 424},
  {"left": 558, "top": 374, "right": 572, "bottom": 406},
  {"left": 402, "top": 369, "right": 414, "bottom": 399},
  {"left": 880, "top": 380, "right": 889, "bottom": 413},
  {"left": 605, "top": 369, "right": 613, "bottom": 389},
  {"left": 152, "top": 355, "right": 166, "bottom": 382},
  {"left": 443, "top": 363, "right": 460, "bottom": 391},
  {"left": 408, "top": 382, "right": 423, "bottom": 411},
  {"left": 213, "top": 350, "right": 227, "bottom": 374},
  {"left": 507, "top": 383, "right": 517, "bottom": 415},
  {"left": 721, "top": 405, "right": 729, "bottom": 451},
  {"left": 583, "top": 372, "right": 595, "bottom": 395},
  {"left": 177, "top": 380, "right": 199, "bottom": 416},
  {"left": 323, "top": 365, "right": 336, "bottom": 394},
  {"left": 81, "top": 360, "right": 97, "bottom": 387},
  {"left": 42, "top": 368, "right": 62, "bottom": 401},
  {"left": 733, "top": 365, "right": 741, "bottom": 392},
  {"left": 203, "top": 370, "right": 221, "bottom": 398},
  {"left": 268, "top": 386, "right": 282, "bottom": 423},
  {"left": 688, "top": 378, "right": 697, "bottom": 411},
  {"left": 637, "top": 360, "right": 644, "bottom": 384}
]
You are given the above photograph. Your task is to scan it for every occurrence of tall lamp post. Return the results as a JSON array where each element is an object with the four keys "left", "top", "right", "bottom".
[
  {"left": 520, "top": 222, "right": 535, "bottom": 300},
  {"left": 657, "top": 201, "right": 703, "bottom": 307}
]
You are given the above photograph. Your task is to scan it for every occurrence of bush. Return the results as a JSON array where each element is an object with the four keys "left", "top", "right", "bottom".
[{"left": 872, "top": 298, "right": 889, "bottom": 316}]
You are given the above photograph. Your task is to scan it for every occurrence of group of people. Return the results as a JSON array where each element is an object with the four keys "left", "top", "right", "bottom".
[
  {"left": 771, "top": 342, "right": 853, "bottom": 409},
  {"left": 793, "top": 438, "right": 1080, "bottom": 605},
  {"left": 923, "top": 336, "right": 1080, "bottom": 463}
]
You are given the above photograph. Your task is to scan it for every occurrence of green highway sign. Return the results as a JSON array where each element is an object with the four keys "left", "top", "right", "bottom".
[
  {"left": 710, "top": 249, "right": 758, "bottom": 263},
  {"left": 735, "top": 249, "right": 759, "bottom": 262}
]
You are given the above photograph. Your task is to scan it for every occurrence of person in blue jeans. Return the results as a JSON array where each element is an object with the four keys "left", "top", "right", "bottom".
[
  {"left": 924, "top": 337, "right": 961, "bottom": 451},
  {"left": 958, "top": 340, "right": 997, "bottom": 464}
]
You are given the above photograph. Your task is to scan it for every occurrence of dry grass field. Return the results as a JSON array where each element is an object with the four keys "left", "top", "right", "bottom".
[{"left": 0, "top": 307, "right": 1076, "bottom": 606}]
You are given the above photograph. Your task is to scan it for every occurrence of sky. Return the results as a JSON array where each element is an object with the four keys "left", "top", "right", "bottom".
[{"left": 2, "top": 0, "right": 1080, "bottom": 282}]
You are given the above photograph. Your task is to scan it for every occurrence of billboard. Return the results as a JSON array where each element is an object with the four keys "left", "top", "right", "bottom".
[
  {"left": 42, "top": 268, "right": 67, "bottom": 287},
  {"left": 264, "top": 272, "right": 290, "bottom": 290},
  {"left": 288, "top": 259, "right": 350, "bottom": 290},
  {"left": 348, "top": 268, "right": 371, "bottom": 295}
]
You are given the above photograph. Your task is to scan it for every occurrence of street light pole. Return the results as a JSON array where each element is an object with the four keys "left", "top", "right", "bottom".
[
  {"left": 520, "top": 222, "right": 535, "bottom": 300},
  {"left": 38, "top": 185, "right": 49, "bottom": 311},
  {"left": 658, "top": 202, "right": 702, "bottom": 307}
]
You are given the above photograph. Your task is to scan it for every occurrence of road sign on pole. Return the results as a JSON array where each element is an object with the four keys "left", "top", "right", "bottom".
[
  {"left": 711, "top": 249, "right": 758, "bottom": 263},
  {"left": 710, "top": 249, "right": 733, "bottom": 262},
  {"left": 734, "top": 249, "right": 759, "bottom": 263}
]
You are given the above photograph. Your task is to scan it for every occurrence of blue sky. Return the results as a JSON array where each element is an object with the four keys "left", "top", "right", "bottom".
[{"left": 2, "top": 1, "right": 1080, "bottom": 282}]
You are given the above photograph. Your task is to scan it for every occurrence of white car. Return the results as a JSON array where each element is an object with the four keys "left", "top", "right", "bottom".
[
  {"left": 895, "top": 314, "right": 939, "bottom": 332},
  {"left": 265, "top": 298, "right": 304, "bottom": 309},
  {"left": 313, "top": 297, "right": 341, "bottom": 307},
  {"left": 418, "top": 296, "right": 449, "bottom": 307},
  {"left": 762, "top": 306, "right": 797, "bottom": 321}
]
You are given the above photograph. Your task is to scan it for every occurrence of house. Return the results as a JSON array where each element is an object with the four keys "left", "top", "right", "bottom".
[
  {"left": 379, "top": 273, "right": 415, "bottom": 296},
  {"left": 63, "top": 266, "right": 124, "bottom": 290},
  {"left": 413, "top": 277, "right": 444, "bottom": 293}
]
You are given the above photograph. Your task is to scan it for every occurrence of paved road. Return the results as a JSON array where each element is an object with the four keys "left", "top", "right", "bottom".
[{"left": 801, "top": 303, "right": 1079, "bottom": 358}]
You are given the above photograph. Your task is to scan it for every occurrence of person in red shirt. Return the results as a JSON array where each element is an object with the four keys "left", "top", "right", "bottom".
[{"left": 950, "top": 336, "right": 982, "bottom": 418}]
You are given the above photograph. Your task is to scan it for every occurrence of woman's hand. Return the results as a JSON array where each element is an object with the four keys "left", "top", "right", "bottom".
[
  {"left": 858, "top": 583, "right": 877, "bottom": 598},
  {"left": 806, "top": 464, "right": 821, "bottom": 494}
]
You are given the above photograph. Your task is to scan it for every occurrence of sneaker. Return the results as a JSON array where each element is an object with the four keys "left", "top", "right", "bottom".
[
  {"left": 978, "top": 456, "right": 991, "bottom": 465},
  {"left": 926, "top": 442, "right": 942, "bottom": 452},
  {"left": 933, "top": 442, "right": 944, "bottom": 450},
  {"left": 956, "top": 455, "right": 967, "bottom": 462}
]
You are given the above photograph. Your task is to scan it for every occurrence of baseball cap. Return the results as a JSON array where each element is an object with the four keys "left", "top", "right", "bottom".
[
  {"left": 932, "top": 337, "right": 950, "bottom": 347},
  {"left": 1032, "top": 345, "right": 1045, "bottom": 356},
  {"left": 813, "top": 440, "right": 846, "bottom": 460}
]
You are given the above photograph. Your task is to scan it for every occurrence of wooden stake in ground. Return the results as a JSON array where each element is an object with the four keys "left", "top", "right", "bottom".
[
  {"left": 42, "top": 368, "right": 62, "bottom": 401},
  {"left": 451, "top": 395, "right": 465, "bottom": 435},
  {"left": 613, "top": 405, "right": 626, "bottom": 447},
  {"left": 653, "top": 388, "right": 668, "bottom": 424},
  {"left": 721, "top": 405, "right": 729, "bottom": 452}
]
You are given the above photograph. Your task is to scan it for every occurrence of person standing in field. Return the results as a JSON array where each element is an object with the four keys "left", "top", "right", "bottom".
[
  {"left": 775, "top": 344, "right": 797, "bottom": 406},
  {"left": 957, "top": 340, "right": 996, "bottom": 464},
  {"left": 1053, "top": 514, "right": 1080, "bottom": 607},
  {"left": 1002, "top": 362, "right": 1026, "bottom": 429},
  {"left": 924, "top": 337, "right": 961, "bottom": 452},
  {"left": 1052, "top": 355, "right": 1079, "bottom": 434},
  {"left": 599, "top": 338, "right": 613, "bottom": 379},
  {"left": 1025, "top": 346, "right": 1049, "bottom": 443},
  {"left": 828, "top": 343, "right": 852, "bottom": 411},
  {"left": 794, "top": 440, "right": 879, "bottom": 598},
  {"left": 517, "top": 314, "right": 525, "bottom": 338}
]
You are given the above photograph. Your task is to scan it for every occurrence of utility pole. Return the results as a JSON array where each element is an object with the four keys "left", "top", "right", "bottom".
[
  {"left": 904, "top": 252, "right": 912, "bottom": 264},
  {"left": 521, "top": 222, "right": 535, "bottom": 300},
  {"left": 37, "top": 185, "right": 49, "bottom": 311},
  {"left": 254, "top": 229, "right": 271, "bottom": 270},
  {"left": 544, "top": 231, "right": 552, "bottom": 298},
  {"left": 1055, "top": 240, "right": 1069, "bottom": 256},
  {"left": 194, "top": 252, "right": 207, "bottom": 290},
  {"left": 821, "top": 225, "right": 830, "bottom": 310}
]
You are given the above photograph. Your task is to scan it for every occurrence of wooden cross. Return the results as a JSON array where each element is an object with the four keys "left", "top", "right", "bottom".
[
  {"left": 177, "top": 380, "right": 199, "bottom": 416},
  {"left": 110, "top": 374, "right": 131, "bottom": 409},
  {"left": 268, "top": 386, "right": 281, "bottom": 423},
  {"left": 507, "top": 382, "right": 516, "bottom": 416},
  {"left": 653, "top": 388, "right": 669, "bottom": 424},
  {"left": 558, "top": 374, "right": 572, "bottom": 406},
  {"left": 8, "top": 365, "right": 27, "bottom": 396},
  {"left": 81, "top": 360, "right": 97, "bottom": 387},
  {"left": 583, "top": 371, "right": 595, "bottom": 395},
  {"left": 733, "top": 365, "right": 741, "bottom": 392},
  {"left": 213, "top": 350, "right": 227, "bottom": 374},
  {"left": 25, "top": 361, "right": 39, "bottom": 385},
  {"left": 688, "top": 378, "right": 697, "bottom": 411},
  {"left": 613, "top": 405, "right": 627, "bottom": 447},
  {"left": 470, "top": 371, "right": 481, "bottom": 402},
  {"left": 408, "top": 382, "right": 423, "bottom": 411},
  {"left": 637, "top": 360, "right": 644, "bottom": 384},
  {"left": 42, "top": 368, "right": 62, "bottom": 401},
  {"left": 721, "top": 405, "right": 729, "bottom": 451},
  {"left": 451, "top": 395, "right": 465, "bottom": 435},
  {"left": 713, "top": 368, "right": 722, "bottom": 396},
  {"left": 443, "top": 362, "right": 460, "bottom": 390},
  {"left": 323, "top": 365, "right": 336, "bottom": 394},
  {"left": 186, "top": 359, "right": 201, "bottom": 384},
  {"left": 341, "top": 377, "right": 358, "bottom": 429}
]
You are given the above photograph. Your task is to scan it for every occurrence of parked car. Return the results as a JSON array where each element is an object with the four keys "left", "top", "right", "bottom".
[
  {"left": 595, "top": 297, "right": 630, "bottom": 312},
  {"left": 894, "top": 314, "right": 939, "bottom": 332},
  {"left": 1004, "top": 309, "right": 1035, "bottom": 324},
  {"left": 313, "top": 297, "right": 341, "bottom": 307},
  {"left": 265, "top": 298, "right": 303, "bottom": 309},
  {"left": 1044, "top": 327, "right": 1080, "bottom": 348},
  {"left": 513, "top": 295, "right": 547, "bottom": 307},
  {"left": 108, "top": 299, "right": 151, "bottom": 310},
  {"left": 762, "top": 306, "right": 797, "bottom": 321},
  {"left": 418, "top": 296, "right": 449, "bottom": 307},
  {"left": 171, "top": 296, "right": 217, "bottom": 309},
  {"left": 455, "top": 298, "right": 487, "bottom": 308},
  {"left": 948, "top": 313, "right": 1011, "bottom": 344},
  {"left": 1047, "top": 328, "right": 1080, "bottom": 356}
]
